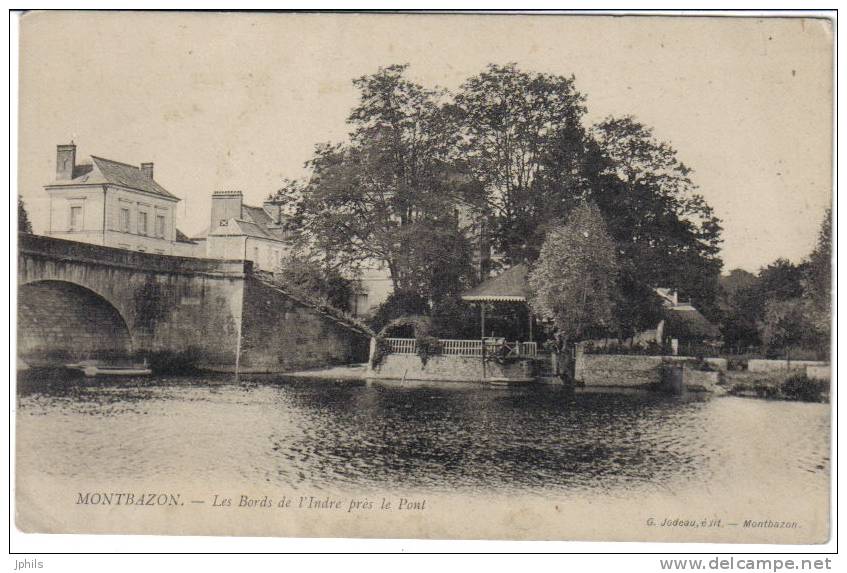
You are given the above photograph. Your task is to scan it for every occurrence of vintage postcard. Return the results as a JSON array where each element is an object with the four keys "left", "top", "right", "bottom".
[{"left": 14, "top": 11, "right": 833, "bottom": 542}]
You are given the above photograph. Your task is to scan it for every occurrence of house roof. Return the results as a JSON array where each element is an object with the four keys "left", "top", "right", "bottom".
[
  {"left": 175, "top": 229, "right": 196, "bottom": 244},
  {"left": 47, "top": 156, "right": 179, "bottom": 200},
  {"left": 664, "top": 307, "right": 721, "bottom": 340},
  {"left": 198, "top": 203, "right": 288, "bottom": 242},
  {"left": 461, "top": 264, "right": 530, "bottom": 302}
]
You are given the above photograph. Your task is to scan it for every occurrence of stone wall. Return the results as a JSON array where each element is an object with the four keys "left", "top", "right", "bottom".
[
  {"left": 574, "top": 353, "right": 727, "bottom": 388},
  {"left": 805, "top": 364, "right": 831, "bottom": 381},
  {"left": 17, "top": 281, "right": 132, "bottom": 365},
  {"left": 682, "top": 369, "right": 720, "bottom": 391},
  {"left": 574, "top": 354, "right": 664, "bottom": 387},
  {"left": 747, "top": 359, "right": 828, "bottom": 373},
  {"left": 368, "top": 353, "right": 534, "bottom": 382},
  {"left": 238, "top": 278, "right": 370, "bottom": 372}
]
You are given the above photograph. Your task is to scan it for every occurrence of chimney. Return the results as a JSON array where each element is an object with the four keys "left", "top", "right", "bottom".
[
  {"left": 56, "top": 142, "right": 76, "bottom": 180},
  {"left": 140, "top": 162, "right": 154, "bottom": 179},
  {"left": 211, "top": 190, "right": 243, "bottom": 228},
  {"left": 263, "top": 199, "right": 283, "bottom": 225}
]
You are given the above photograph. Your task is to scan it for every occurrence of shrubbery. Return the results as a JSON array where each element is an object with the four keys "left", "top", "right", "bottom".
[
  {"left": 582, "top": 340, "right": 672, "bottom": 356},
  {"left": 415, "top": 335, "right": 443, "bottom": 367},
  {"left": 143, "top": 347, "right": 202, "bottom": 374},
  {"left": 781, "top": 373, "right": 828, "bottom": 402}
]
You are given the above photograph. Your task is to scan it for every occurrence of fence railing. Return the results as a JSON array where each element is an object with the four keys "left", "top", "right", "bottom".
[{"left": 384, "top": 338, "right": 537, "bottom": 358}]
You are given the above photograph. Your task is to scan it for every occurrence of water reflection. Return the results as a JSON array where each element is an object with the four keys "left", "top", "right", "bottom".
[{"left": 16, "top": 373, "right": 830, "bottom": 497}]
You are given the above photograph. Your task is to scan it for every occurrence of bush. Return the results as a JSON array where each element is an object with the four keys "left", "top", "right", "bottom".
[
  {"left": 582, "top": 340, "right": 672, "bottom": 356},
  {"left": 369, "top": 290, "right": 430, "bottom": 334},
  {"left": 276, "top": 254, "right": 353, "bottom": 312},
  {"left": 430, "top": 297, "right": 478, "bottom": 339},
  {"left": 143, "top": 347, "right": 202, "bottom": 374},
  {"left": 369, "top": 336, "right": 392, "bottom": 369},
  {"left": 781, "top": 373, "right": 828, "bottom": 402},
  {"left": 753, "top": 383, "right": 780, "bottom": 399},
  {"left": 690, "top": 357, "right": 717, "bottom": 372},
  {"left": 415, "top": 335, "right": 443, "bottom": 367}
]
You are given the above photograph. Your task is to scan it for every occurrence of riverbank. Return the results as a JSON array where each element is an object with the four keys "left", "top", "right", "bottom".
[
  {"left": 284, "top": 363, "right": 369, "bottom": 380},
  {"left": 722, "top": 370, "right": 830, "bottom": 402},
  {"left": 17, "top": 360, "right": 830, "bottom": 403}
]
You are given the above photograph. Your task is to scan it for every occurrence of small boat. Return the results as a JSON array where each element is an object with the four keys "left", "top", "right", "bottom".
[
  {"left": 81, "top": 365, "right": 152, "bottom": 377},
  {"left": 65, "top": 359, "right": 152, "bottom": 377},
  {"left": 486, "top": 377, "right": 535, "bottom": 387}
]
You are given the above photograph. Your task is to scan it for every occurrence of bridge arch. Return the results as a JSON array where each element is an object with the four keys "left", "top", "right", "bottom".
[{"left": 17, "top": 280, "right": 133, "bottom": 366}]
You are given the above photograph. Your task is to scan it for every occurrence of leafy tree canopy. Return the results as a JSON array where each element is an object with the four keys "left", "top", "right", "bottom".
[
  {"left": 275, "top": 64, "right": 475, "bottom": 304},
  {"left": 18, "top": 196, "right": 33, "bottom": 234},
  {"left": 276, "top": 63, "right": 725, "bottom": 332},
  {"left": 528, "top": 203, "right": 618, "bottom": 342}
]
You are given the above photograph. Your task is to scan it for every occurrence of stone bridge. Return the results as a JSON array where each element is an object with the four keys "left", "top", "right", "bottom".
[{"left": 17, "top": 234, "right": 370, "bottom": 372}]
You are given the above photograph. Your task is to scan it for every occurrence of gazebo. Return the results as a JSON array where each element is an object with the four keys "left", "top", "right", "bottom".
[{"left": 460, "top": 264, "right": 534, "bottom": 342}]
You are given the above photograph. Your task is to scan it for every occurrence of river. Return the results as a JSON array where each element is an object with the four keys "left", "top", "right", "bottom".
[{"left": 16, "top": 373, "right": 829, "bottom": 498}]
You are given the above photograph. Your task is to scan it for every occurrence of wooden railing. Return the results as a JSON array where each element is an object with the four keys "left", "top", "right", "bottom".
[
  {"left": 384, "top": 338, "right": 537, "bottom": 358},
  {"left": 385, "top": 338, "right": 417, "bottom": 354}
]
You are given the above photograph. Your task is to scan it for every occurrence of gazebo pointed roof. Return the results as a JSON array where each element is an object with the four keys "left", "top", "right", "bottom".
[{"left": 461, "top": 264, "right": 529, "bottom": 302}]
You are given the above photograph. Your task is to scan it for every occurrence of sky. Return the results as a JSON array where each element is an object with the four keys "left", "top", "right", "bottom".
[{"left": 17, "top": 12, "right": 833, "bottom": 272}]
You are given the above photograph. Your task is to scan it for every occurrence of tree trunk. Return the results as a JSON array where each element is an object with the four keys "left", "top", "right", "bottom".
[{"left": 557, "top": 335, "right": 573, "bottom": 385}]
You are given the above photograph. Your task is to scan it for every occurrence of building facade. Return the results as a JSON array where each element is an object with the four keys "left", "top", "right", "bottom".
[
  {"left": 44, "top": 142, "right": 193, "bottom": 255},
  {"left": 190, "top": 191, "right": 290, "bottom": 272}
]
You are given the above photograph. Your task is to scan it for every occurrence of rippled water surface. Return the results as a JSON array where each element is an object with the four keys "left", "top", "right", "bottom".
[{"left": 16, "top": 375, "right": 830, "bottom": 497}]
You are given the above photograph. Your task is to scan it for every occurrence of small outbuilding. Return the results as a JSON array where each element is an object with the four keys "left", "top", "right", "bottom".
[{"left": 460, "top": 264, "right": 534, "bottom": 341}]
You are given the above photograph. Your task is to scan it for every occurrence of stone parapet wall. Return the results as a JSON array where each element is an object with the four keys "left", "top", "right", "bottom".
[
  {"left": 747, "top": 359, "right": 828, "bottom": 373},
  {"left": 575, "top": 354, "right": 663, "bottom": 387},
  {"left": 574, "top": 353, "right": 727, "bottom": 388},
  {"left": 805, "top": 365, "right": 831, "bottom": 381},
  {"left": 238, "top": 278, "right": 370, "bottom": 372},
  {"left": 368, "top": 353, "right": 533, "bottom": 382},
  {"left": 19, "top": 233, "right": 247, "bottom": 277},
  {"left": 682, "top": 369, "right": 720, "bottom": 391}
]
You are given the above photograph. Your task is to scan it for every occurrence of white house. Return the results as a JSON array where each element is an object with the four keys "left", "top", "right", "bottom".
[
  {"left": 190, "top": 191, "right": 291, "bottom": 272},
  {"left": 44, "top": 142, "right": 196, "bottom": 256}
]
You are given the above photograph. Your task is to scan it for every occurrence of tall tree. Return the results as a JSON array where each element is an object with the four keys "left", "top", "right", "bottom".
[
  {"left": 454, "top": 66, "right": 722, "bottom": 318},
  {"left": 454, "top": 63, "right": 588, "bottom": 264},
  {"left": 722, "top": 258, "right": 806, "bottom": 351},
  {"left": 589, "top": 116, "right": 724, "bottom": 318},
  {"left": 18, "top": 196, "right": 33, "bottom": 234},
  {"left": 527, "top": 203, "right": 618, "bottom": 344},
  {"left": 801, "top": 208, "right": 832, "bottom": 354},
  {"left": 275, "top": 253, "right": 353, "bottom": 312},
  {"left": 804, "top": 209, "right": 832, "bottom": 312},
  {"left": 759, "top": 298, "right": 813, "bottom": 359},
  {"left": 278, "top": 64, "right": 474, "bottom": 303}
]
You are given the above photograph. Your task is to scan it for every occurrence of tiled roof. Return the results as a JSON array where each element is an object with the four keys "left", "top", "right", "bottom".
[
  {"left": 48, "top": 156, "right": 178, "bottom": 200},
  {"left": 242, "top": 204, "right": 287, "bottom": 240},
  {"left": 175, "top": 229, "right": 196, "bottom": 244},
  {"left": 461, "top": 264, "right": 529, "bottom": 302},
  {"left": 200, "top": 204, "right": 288, "bottom": 242},
  {"left": 189, "top": 227, "right": 210, "bottom": 241}
]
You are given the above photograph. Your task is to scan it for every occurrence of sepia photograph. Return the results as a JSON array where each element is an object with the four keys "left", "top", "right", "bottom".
[{"left": 12, "top": 10, "right": 834, "bottom": 546}]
